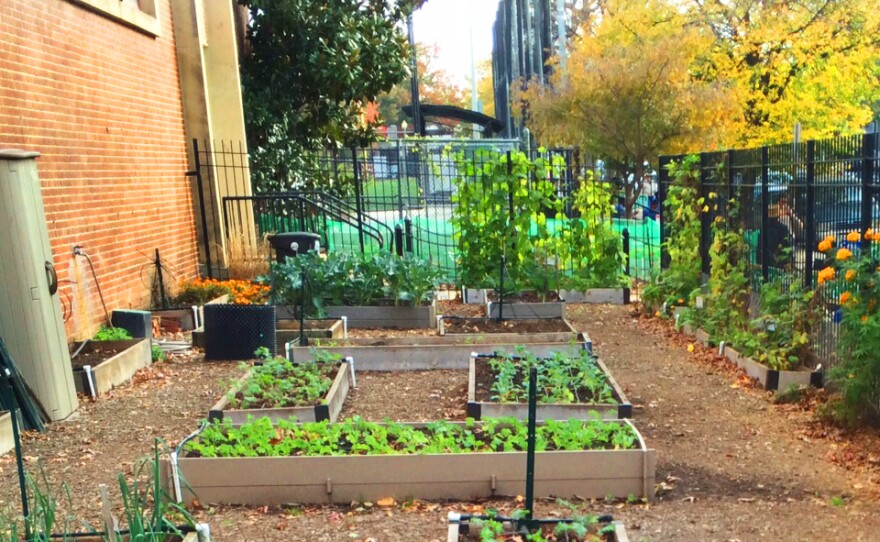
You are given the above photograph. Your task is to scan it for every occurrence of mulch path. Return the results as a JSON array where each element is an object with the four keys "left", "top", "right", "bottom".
[{"left": 3, "top": 304, "right": 880, "bottom": 541}]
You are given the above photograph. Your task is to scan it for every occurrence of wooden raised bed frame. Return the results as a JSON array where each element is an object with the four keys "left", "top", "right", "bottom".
[
  {"left": 72, "top": 339, "right": 152, "bottom": 396},
  {"left": 438, "top": 317, "right": 580, "bottom": 345},
  {"left": 682, "top": 325, "right": 823, "bottom": 392},
  {"left": 466, "top": 355, "right": 632, "bottom": 420},
  {"left": 194, "top": 318, "right": 344, "bottom": 349},
  {"left": 208, "top": 360, "right": 353, "bottom": 424},
  {"left": 289, "top": 341, "right": 590, "bottom": 371},
  {"left": 558, "top": 288, "right": 630, "bottom": 305},
  {"left": 486, "top": 301, "right": 565, "bottom": 320},
  {"left": 171, "top": 419, "right": 656, "bottom": 505},
  {"left": 0, "top": 411, "right": 13, "bottom": 456},
  {"left": 326, "top": 298, "right": 437, "bottom": 329},
  {"left": 446, "top": 514, "right": 630, "bottom": 542}
]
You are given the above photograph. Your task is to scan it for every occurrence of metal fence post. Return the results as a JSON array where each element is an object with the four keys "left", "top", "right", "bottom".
[
  {"left": 760, "top": 147, "right": 769, "bottom": 282},
  {"left": 805, "top": 140, "right": 816, "bottom": 289},
  {"left": 861, "top": 133, "right": 876, "bottom": 246},
  {"left": 351, "top": 147, "right": 366, "bottom": 254},
  {"left": 699, "top": 153, "right": 711, "bottom": 276},
  {"left": 394, "top": 225, "right": 404, "bottom": 257},
  {"left": 622, "top": 228, "right": 631, "bottom": 276},
  {"left": 396, "top": 139, "right": 405, "bottom": 221},
  {"left": 404, "top": 217, "right": 414, "bottom": 253},
  {"left": 658, "top": 155, "right": 670, "bottom": 269},
  {"left": 189, "top": 139, "right": 214, "bottom": 279}
]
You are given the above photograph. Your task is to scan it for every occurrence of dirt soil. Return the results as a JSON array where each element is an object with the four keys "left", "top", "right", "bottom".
[
  {"left": 443, "top": 318, "right": 572, "bottom": 334},
  {"left": 339, "top": 370, "right": 467, "bottom": 422},
  {"left": 69, "top": 339, "right": 142, "bottom": 370},
  {"left": 487, "top": 291, "right": 561, "bottom": 302},
  {"left": 277, "top": 319, "right": 338, "bottom": 330},
  {"left": 4, "top": 304, "right": 880, "bottom": 541}
]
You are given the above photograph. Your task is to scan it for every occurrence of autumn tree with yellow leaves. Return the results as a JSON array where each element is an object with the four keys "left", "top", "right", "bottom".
[{"left": 519, "top": 0, "right": 739, "bottom": 211}]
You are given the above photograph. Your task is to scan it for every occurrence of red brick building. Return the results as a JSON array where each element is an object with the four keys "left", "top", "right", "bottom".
[{"left": 0, "top": 0, "right": 248, "bottom": 340}]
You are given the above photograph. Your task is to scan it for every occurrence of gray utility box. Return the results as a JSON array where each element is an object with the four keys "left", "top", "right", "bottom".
[{"left": 0, "top": 150, "right": 78, "bottom": 420}]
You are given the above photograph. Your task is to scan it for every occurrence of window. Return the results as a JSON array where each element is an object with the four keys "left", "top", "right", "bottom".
[{"left": 68, "top": 0, "right": 160, "bottom": 37}]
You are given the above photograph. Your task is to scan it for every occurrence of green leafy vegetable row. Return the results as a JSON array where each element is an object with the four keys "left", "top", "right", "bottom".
[
  {"left": 487, "top": 349, "right": 616, "bottom": 405},
  {"left": 226, "top": 351, "right": 342, "bottom": 409},
  {"left": 187, "top": 416, "right": 637, "bottom": 458},
  {"left": 266, "top": 251, "right": 443, "bottom": 317}
]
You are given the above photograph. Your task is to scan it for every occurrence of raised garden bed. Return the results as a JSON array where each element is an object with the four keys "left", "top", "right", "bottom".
[
  {"left": 151, "top": 294, "right": 229, "bottom": 334},
  {"left": 54, "top": 533, "right": 198, "bottom": 542},
  {"left": 682, "top": 325, "right": 823, "bottom": 392},
  {"left": 208, "top": 356, "right": 354, "bottom": 424},
  {"left": 723, "top": 344, "right": 823, "bottom": 392},
  {"left": 194, "top": 318, "right": 345, "bottom": 349},
  {"left": 439, "top": 317, "right": 579, "bottom": 345},
  {"left": 447, "top": 514, "right": 630, "bottom": 542},
  {"left": 0, "top": 411, "right": 13, "bottom": 456},
  {"left": 173, "top": 417, "right": 656, "bottom": 505},
  {"left": 559, "top": 288, "right": 630, "bottom": 305},
  {"left": 290, "top": 341, "right": 589, "bottom": 371},
  {"left": 467, "top": 351, "right": 632, "bottom": 420},
  {"left": 486, "top": 292, "right": 565, "bottom": 320},
  {"left": 70, "top": 339, "right": 151, "bottom": 396},
  {"left": 325, "top": 298, "right": 437, "bottom": 329}
]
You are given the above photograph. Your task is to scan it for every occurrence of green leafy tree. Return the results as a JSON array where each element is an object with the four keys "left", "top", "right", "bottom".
[{"left": 239, "top": 0, "right": 424, "bottom": 192}]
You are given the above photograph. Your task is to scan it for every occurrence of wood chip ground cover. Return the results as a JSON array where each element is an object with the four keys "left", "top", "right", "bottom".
[{"left": 2, "top": 305, "right": 880, "bottom": 540}]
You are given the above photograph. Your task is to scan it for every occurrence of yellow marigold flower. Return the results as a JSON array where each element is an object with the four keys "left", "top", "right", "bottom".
[
  {"left": 837, "top": 248, "right": 853, "bottom": 261},
  {"left": 839, "top": 291, "right": 852, "bottom": 305},
  {"left": 846, "top": 269, "right": 856, "bottom": 282},
  {"left": 818, "top": 239, "right": 832, "bottom": 252},
  {"left": 702, "top": 205, "right": 709, "bottom": 213},
  {"left": 687, "top": 344, "right": 695, "bottom": 353},
  {"left": 847, "top": 231, "right": 861, "bottom": 243},
  {"left": 654, "top": 311, "right": 660, "bottom": 317}
]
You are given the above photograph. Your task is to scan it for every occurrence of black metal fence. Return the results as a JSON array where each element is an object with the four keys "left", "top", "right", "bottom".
[
  {"left": 191, "top": 138, "right": 662, "bottom": 289},
  {"left": 658, "top": 133, "right": 880, "bottom": 366}
]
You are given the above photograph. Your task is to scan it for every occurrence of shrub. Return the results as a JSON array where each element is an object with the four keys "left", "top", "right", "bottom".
[{"left": 94, "top": 326, "right": 132, "bottom": 341}]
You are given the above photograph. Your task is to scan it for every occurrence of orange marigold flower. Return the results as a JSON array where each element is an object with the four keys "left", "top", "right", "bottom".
[
  {"left": 818, "top": 267, "right": 836, "bottom": 285},
  {"left": 862, "top": 315, "right": 869, "bottom": 323},
  {"left": 678, "top": 298, "right": 685, "bottom": 305},
  {"left": 846, "top": 269, "right": 857, "bottom": 282},
  {"left": 846, "top": 231, "right": 861, "bottom": 243},
  {"left": 824, "top": 234, "right": 835, "bottom": 244},
  {"left": 836, "top": 248, "right": 853, "bottom": 261},
  {"left": 817, "top": 239, "right": 832, "bottom": 252},
  {"left": 840, "top": 291, "right": 852, "bottom": 305},
  {"left": 866, "top": 228, "right": 874, "bottom": 241}
]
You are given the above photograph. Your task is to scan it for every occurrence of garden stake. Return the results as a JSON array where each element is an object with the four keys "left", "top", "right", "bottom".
[
  {"left": 497, "top": 254, "right": 506, "bottom": 322},
  {"left": 1, "top": 368, "right": 29, "bottom": 537},
  {"left": 155, "top": 249, "right": 169, "bottom": 309},
  {"left": 299, "top": 269, "right": 308, "bottom": 346},
  {"left": 524, "top": 365, "right": 538, "bottom": 527}
]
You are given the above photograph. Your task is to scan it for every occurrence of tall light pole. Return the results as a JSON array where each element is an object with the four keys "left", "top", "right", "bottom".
[{"left": 407, "top": 14, "right": 423, "bottom": 137}]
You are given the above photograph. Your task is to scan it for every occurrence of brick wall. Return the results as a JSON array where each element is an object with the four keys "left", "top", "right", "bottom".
[{"left": 0, "top": 0, "right": 198, "bottom": 340}]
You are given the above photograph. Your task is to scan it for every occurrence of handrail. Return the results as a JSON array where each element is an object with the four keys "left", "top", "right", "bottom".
[{"left": 222, "top": 192, "right": 390, "bottom": 249}]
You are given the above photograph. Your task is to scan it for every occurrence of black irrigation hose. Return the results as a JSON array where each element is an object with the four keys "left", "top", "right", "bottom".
[{"left": 81, "top": 252, "right": 111, "bottom": 326}]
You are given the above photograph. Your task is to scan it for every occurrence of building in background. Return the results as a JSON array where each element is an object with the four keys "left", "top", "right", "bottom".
[
  {"left": 492, "top": 0, "right": 568, "bottom": 139},
  {"left": 0, "top": 0, "right": 248, "bottom": 341}
]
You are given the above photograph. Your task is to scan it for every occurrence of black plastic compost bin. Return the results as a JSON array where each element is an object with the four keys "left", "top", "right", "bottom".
[
  {"left": 203, "top": 304, "right": 276, "bottom": 361},
  {"left": 269, "top": 232, "right": 320, "bottom": 263}
]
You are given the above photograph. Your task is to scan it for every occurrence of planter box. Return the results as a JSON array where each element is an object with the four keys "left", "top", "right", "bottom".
[
  {"left": 193, "top": 318, "right": 344, "bottom": 349},
  {"left": 467, "top": 356, "right": 632, "bottom": 420},
  {"left": 276, "top": 318, "right": 345, "bottom": 343},
  {"left": 208, "top": 361, "right": 353, "bottom": 424},
  {"left": 153, "top": 294, "right": 229, "bottom": 333},
  {"left": 723, "top": 345, "right": 823, "bottom": 392},
  {"left": 486, "top": 301, "right": 565, "bottom": 320},
  {"left": 462, "top": 288, "right": 489, "bottom": 305},
  {"left": 71, "top": 339, "right": 152, "bottom": 396},
  {"left": 437, "top": 316, "right": 578, "bottom": 344},
  {"left": 326, "top": 299, "right": 436, "bottom": 329},
  {"left": 694, "top": 328, "right": 711, "bottom": 346},
  {"left": 559, "top": 288, "right": 630, "bottom": 305},
  {"left": 289, "top": 341, "right": 590, "bottom": 371},
  {"left": 446, "top": 515, "right": 630, "bottom": 542},
  {"left": 0, "top": 411, "right": 14, "bottom": 456},
  {"left": 57, "top": 532, "right": 198, "bottom": 542},
  {"left": 172, "top": 419, "right": 655, "bottom": 505}
]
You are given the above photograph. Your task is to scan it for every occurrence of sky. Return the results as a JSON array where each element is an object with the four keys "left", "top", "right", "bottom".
[{"left": 412, "top": 0, "right": 499, "bottom": 87}]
